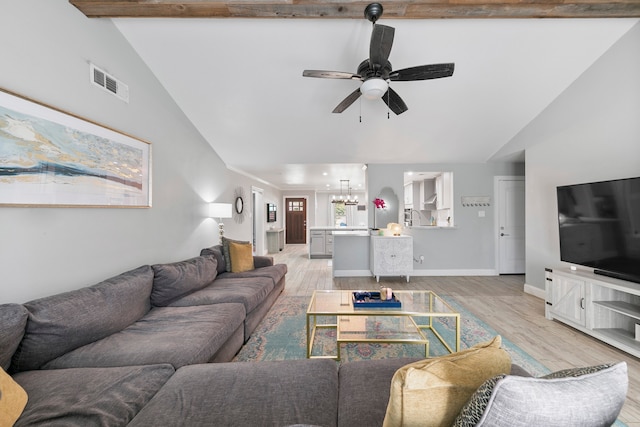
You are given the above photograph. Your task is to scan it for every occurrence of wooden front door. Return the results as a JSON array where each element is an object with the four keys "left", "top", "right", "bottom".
[{"left": 286, "top": 198, "right": 306, "bottom": 244}]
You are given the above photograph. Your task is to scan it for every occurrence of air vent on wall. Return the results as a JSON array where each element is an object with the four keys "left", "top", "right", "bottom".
[{"left": 89, "top": 63, "right": 129, "bottom": 103}]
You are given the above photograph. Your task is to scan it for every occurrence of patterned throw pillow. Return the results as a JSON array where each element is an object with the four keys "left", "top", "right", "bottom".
[
  {"left": 452, "top": 362, "right": 627, "bottom": 427},
  {"left": 540, "top": 363, "right": 614, "bottom": 379},
  {"left": 222, "top": 237, "right": 250, "bottom": 272},
  {"left": 451, "top": 374, "right": 507, "bottom": 427}
]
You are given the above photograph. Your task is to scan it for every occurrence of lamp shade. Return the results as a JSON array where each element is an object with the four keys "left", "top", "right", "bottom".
[
  {"left": 361, "top": 78, "right": 388, "bottom": 100},
  {"left": 209, "top": 203, "right": 233, "bottom": 219}
]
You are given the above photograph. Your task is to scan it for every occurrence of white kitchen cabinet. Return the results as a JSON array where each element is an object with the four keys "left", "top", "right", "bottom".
[
  {"left": 309, "top": 227, "right": 366, "bottom": 259},
  {"left": 370, "top": 235, "right": 413, "bottom": 282},
  {"left": 310, "top": 230, "right": 326, "bottom": 257},
  {"left": 404, "top": 183, "right": 413, "bottom": 207},
  {"left": 325, "top": 232, "right": 334, "bottom": 255},
  {"left": 435, "top": 172, "right": 452, "bottom": 210},
  {"left": 545, "top": 267, "right": 640, "bottom": 358}
]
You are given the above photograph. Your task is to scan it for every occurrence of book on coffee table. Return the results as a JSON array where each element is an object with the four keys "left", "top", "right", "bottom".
[{"left": 352, "top": 291, "right": 402, "bottom": 308}]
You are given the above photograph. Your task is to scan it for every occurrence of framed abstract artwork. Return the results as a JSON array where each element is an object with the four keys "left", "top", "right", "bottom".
[{"left": 0, "top": 88, "right": 151, "bottom": 207}]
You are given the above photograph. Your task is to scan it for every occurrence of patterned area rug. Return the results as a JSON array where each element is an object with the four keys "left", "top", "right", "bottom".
[{"left": 234, "top": 294, "right": 549, "bottom": 376}]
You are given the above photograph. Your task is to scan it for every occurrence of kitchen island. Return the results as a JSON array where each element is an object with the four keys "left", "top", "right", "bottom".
[
  {"left": 332, "top": 230, "right": 371, "bottom": 277},
  {"left": 309, "top": 226, "right": 367, "bottom": 259}
]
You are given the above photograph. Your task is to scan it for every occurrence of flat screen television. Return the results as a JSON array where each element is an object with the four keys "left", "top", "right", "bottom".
[{"left": 556, "top": 176, "right": 640, "bottom": 284}]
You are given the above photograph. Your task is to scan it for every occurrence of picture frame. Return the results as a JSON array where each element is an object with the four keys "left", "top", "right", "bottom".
[
  {"left": 267, "top": 202, "right": 277, "bottom": 222},
  {"left": 0, "top": 88, "right": 151, "bottom": 208}
]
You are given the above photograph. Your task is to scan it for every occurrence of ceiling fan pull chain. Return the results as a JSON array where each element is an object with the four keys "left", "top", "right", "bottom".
[
  {"left": 359, "top": 97, "right": 362, "bottom": 123},
  {"left": 387, "top": 89, "right": 390, "bottom": 119}
]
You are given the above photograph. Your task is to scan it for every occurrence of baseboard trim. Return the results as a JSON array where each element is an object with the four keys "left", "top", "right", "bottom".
[
  {"left": 410, "top": 269, "right": 498, "bottom": 277},
  {"left": 333, "top": 269, "right": 373, "bottom": 277},
  {"left": 524, "top": 283, "right": 545, "bottom": 299}
]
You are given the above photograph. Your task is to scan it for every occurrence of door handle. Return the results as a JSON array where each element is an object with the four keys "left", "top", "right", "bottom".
[{"left": 500, "top": 233, "right": 510, "bottom": 237}]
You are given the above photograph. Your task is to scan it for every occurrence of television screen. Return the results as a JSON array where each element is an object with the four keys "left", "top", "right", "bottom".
[{"left": 557, "top": 176, "right": 640, "bottom": 283}]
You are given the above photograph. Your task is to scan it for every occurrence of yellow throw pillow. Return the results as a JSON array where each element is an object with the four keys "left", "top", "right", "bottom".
[
  {"left": 383, "top": 336, "right": 511, "bottom": 427},
  {"left": 0, "top": 367, "right": 28, "bottom": 426},
  {"left": 229, "top": 241, "right": 255, "bottom": 273}
]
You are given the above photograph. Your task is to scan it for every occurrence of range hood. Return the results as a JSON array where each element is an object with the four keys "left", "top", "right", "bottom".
[{"left": 424, "top": 194, "right": 437, "bottom": 205}]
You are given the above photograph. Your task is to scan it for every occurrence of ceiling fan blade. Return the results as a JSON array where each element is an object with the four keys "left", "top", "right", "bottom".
[
  {"left": 382, "top": 87, "right": 408, "bottom": 115},
  {"left": 389, "top": 63, "right": 455, "bottom": 81},
  {"left": 369, "top": 24, "right": 395, "bottom": 68},
  {"left": 332, "top": 88, "right": 362, "bottom": 113},
  {"left": 303, "top": 70, "right": 361, "bottom": 80}
]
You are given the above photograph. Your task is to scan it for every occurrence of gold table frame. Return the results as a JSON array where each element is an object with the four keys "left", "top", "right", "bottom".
[{"left": 306, "top": 290, "right": 460, "bottom": 360}]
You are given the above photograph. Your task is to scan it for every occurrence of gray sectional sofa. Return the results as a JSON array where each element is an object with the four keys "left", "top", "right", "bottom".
[{"left": 1, "top": 244, "right": 628, "bottom": 426}]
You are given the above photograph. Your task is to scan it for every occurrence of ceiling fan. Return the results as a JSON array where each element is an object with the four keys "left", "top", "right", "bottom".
[{"left": 302, "top": 3, "right": 454, "bottom": 115}]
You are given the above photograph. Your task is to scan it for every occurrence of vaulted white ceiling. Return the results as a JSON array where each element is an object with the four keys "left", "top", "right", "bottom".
[{"left": 114, "top": 17, "right": 638, "bottom": 191}]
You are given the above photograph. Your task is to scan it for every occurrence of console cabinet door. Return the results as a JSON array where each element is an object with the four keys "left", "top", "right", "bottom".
[
  {"left": 370, "top": 236, "right": 413, "bottom": 282},
  {"left": 550, "top": 275, "right": 586, "bottom": 327}
]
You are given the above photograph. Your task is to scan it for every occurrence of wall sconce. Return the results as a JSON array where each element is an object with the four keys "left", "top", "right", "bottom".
[{"left": 209, "top": 203, "right": 233, "bottom": 244}]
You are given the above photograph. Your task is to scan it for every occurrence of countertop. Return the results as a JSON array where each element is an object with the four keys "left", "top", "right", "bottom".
[
  {"left": 332, "top": 230, "right": 370, "bottom": 237},
  {"left": 309, "top": 226, "right": 368, "bottom": 230},
  {"left": 406, "top": 225, "right": 457, "bottom": 229}
]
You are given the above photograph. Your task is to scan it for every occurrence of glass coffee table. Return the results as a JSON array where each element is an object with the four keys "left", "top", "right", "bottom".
[{"left": 306, "top": 290, "right": 460, "bottom": 360}]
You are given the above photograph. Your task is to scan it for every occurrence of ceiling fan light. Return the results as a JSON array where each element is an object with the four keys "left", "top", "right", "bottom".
[{"left": 361, "top": 78, "right": 388, "bottom": 99}]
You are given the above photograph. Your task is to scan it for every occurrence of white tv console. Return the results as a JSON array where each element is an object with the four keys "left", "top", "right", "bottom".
[{"left": 545, "top": 267, "right": 640, "bottom": 358}]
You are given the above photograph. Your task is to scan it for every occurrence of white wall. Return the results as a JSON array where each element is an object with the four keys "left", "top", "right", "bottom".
[
  {"left": 367, "top": 162, "right": 524, "bottom": 272},
  {"left": 520, "top": 22, "right": 640, "bottom": 291},
  {"left": 0, "top": 1, "right": 279, "bottom": 303},
  {"left": 222, "top": 169, "right": 282, "bottom": 254}
]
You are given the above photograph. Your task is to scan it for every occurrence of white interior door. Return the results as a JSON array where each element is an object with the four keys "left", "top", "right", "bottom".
[{"left": 497, "top": 178, "right": 525, "bottom": 274}]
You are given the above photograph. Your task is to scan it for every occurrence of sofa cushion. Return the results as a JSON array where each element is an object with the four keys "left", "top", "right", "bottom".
[
  {"left": 1, "top": 367, "right": 28, "bottom": 426},
  {"left": 339, "top": 358, "right": 423, "bottom": 427},
  {"left": 200, "top": 245, "right": 227, "bottom": 274},
  {"left": 453, "top": 362, "right": 628, "bottom": 427},
  {"left": 219, "top": 263, "right": 287, "bottom": 288},
  {"left": 253, "top": 255, "right": 275, "bottom": 268},
  {"left": 11, "top": 265, "right": 153, "bottom": 372},
  {"left": 151, "top": 255, "right": 218, "bottom": 306},
  {"left": 0, "top": 304, "right": 28, "bottom": 371},
  {"left": 229, "top": 241, "right": 255, "bottom": 273},
  {"left": 168, "top": 276, "right": 274, "bottom": 314},
  {"left": 383, "top": 336, "right": 511, "bottom": 427},
  {"left": 128, "top": 359, "right": 339, "bottom": 427},
  {"left": 13, "top": 364, "right": 174, "bottom": 427},
  {"left": 221, "top": 236, "right": 250, "bottom": 272},
  {"left": 42, "top": 304, "right": 245, "bottom": 370}
]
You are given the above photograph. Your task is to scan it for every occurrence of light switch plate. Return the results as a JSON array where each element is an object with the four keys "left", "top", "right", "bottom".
[{"left": 478, "top": 210, "right": 486, "bottom": 217}]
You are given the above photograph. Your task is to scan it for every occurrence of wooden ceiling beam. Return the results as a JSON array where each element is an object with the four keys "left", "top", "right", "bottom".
[{"left": 69, "top": 0, "right": 640, "bottom": 19}]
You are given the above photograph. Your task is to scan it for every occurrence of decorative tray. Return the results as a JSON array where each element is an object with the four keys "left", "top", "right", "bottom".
[{"left": 352, "top": 291, "right": 402, "bottom": 308}]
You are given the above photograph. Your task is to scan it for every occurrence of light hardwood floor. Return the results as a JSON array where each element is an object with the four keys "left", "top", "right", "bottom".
[{"left": 269, "top": 244, "right": 640, "bottom": 426}]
